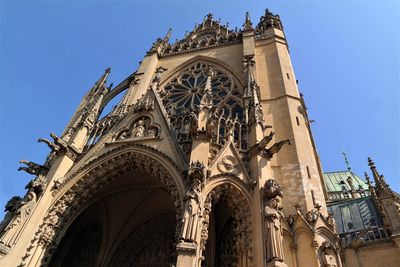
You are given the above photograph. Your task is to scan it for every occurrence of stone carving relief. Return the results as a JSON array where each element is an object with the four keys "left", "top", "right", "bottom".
[
  {"left": 115, "top": 116, "right": 160, "bottom": 141},
  {"left": 305, "top": 208, "right": 320, "bottom": 225},
  {"left": 217, "top": 155, "right": 239, "bottom": 174}
]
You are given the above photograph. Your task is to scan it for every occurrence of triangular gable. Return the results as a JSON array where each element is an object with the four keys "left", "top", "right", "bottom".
[
  {"left": 104, "top": 88, "right": 187, "bottom": 170},
  {"left": 208, "top": 141, "right": 250, "bottom": 183}
]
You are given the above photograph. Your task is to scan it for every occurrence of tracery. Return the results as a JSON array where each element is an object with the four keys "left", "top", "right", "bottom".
[{"left": 160, "top": 62, "right": 247, "bottom": 157}]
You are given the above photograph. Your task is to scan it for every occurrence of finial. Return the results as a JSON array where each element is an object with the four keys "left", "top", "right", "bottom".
[
  {"left": 243, "top": 11, "right": 253, "bottom": 31},
  {"left": 368, "top": 157, "right": 375, "bottom": 168},
  {"left": 342, "top": 152, "right": 351, "bottom": 171},
  {"left": 164, "top": 28, "right": 172, "bottom": 43},
  {"left": 105, "top": 67, "right": 111, "bottom": 74},
  {"left": 206, "top": 13, "right": 213, "bottom": 20}
]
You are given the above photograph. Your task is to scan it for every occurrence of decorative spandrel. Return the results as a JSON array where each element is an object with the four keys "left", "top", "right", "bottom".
[{"left": 160, "top": 62, "right": 247, "bottom": 157}]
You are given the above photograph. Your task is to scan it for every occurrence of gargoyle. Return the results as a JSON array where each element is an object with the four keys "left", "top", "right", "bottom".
[
  {"left": 50, "top": 132, "right": 68, "bottom": 148},
  {"left": 248, "top": 131, "right": 275, "bottom": 159},
  {"left": 260, "top": 139, "right": 291, "bottom": 160},
  {"left": 37, "top": 137, "right": 60, "bottom": 152},
  {"left": 18, "top": 160, "right": 48, "bottom": 176}
]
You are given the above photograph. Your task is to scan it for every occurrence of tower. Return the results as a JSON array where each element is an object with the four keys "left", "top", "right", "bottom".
[{"left": 0, "top": 9, "right": 343, "bottom": 267}]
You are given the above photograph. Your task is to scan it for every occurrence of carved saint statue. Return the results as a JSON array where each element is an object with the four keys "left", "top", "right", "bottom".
[
  {"left": 0, "top": 191, "right": 37, "bottom": 248},
  {"left": 264, "top": 198, "right": 284, "bottom": 263},
  {"left": 132, "top": 119, "right": 147, "bottom": 138},
  {"left": 181, "top": 179, "right": 202, "bottom": 242}
]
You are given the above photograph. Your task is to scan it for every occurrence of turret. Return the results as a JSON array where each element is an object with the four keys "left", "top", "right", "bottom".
[{"left": 367, "top": 157, "right": 400, "bottom": 233}]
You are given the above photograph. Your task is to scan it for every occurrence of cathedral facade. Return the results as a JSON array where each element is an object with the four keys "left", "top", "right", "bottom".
[{"left": 0, "top": 9, "right": 399, "bottom": 267}]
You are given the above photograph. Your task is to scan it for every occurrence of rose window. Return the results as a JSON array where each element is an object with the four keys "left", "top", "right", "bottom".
[{"left": 161, "top": 62, "right": 247, "bottom": 156}]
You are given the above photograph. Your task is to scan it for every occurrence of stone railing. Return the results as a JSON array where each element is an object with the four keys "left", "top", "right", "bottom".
[
  {"left": 328, "top": 190, "right": 370, "bottom": 201},
  {"left": 339, "top": 227, "right": 391, "bottom": 248}
]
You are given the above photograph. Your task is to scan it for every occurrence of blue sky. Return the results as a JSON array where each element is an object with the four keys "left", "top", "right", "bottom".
[{"left": 0, "top": 1, "right": 399, "bottom": 218}]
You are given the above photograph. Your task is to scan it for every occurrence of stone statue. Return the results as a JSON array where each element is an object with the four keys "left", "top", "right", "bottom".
[
  {"left": 132, "top": 119, "right": 147, "bottom": 138},
  {"left": 0, "top": 191, "right": 37, "bottom": 248},
  {"left": 321, "top": 241, "right": 338, "bottom": 267},
  {"left": 264, "top": 198, "right": 284, "bottom": 263},
  {"left": 181, "top": 179, "right": 202, "bottom": 242}
]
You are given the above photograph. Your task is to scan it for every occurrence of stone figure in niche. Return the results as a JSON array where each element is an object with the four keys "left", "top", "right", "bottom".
[
  {"left": 181, "top": 179, "right": 202, "bottom": 242},
  {"left": 0, "top": 191, "right": 37, "bottom": 248},
  {"left": 264, "top": 198, "right": 284, "bottom": 263},
  {"left": 321, "top": 241, "right": 338, "bottom": 267},
  {"left": 132, "top": 119, "right": 147, "bottom": 138},
  {"left": 148, "top": 127, "right": 157, "bottom": 138}
]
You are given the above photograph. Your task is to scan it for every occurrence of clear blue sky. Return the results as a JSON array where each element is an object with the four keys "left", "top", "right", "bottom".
[{"left": 0, "top": 1, "right": 399, "bottom": 219}]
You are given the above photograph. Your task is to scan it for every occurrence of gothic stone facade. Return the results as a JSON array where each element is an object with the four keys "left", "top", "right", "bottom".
[{"left": 1, "top": 9, "right": 400, "bottom": 267}]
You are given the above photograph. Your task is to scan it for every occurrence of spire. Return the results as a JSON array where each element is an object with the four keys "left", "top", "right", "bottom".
[
  {"left": 243, "top": 11, "right": 253, "bottom": 31},
  {"left": 368, "top": 157, "right": 383, "bottom": 186},
  {"left": 243, "top": 55, "right": 264, "bottom": 126},
  {"left": 90, "top": 67, "right": 111, "bottom": 94},
  {"left": 110, "top": 77, "right": 140, "bottom": 117},
  {"left": 342, "top": 152, "right": 351, "bottom": 171},
  {"left": 163, "top": 28, "right": 172, "bottom": 43}
]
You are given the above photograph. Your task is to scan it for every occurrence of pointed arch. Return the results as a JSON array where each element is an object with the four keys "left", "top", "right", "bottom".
[
  {"left": 28, "top": 144, "right": 186, "bottom": 266},
  {"left": 200, "top": 174, "right": 253, "bottom": 267}
]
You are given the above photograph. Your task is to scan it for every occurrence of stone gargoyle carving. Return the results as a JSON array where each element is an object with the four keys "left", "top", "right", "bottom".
[
  {"left": 18, "top": 160, "right": 48, "bottom": 176},
  {"left": 248, "top": 132, "right": 291, "bottom": 160}
]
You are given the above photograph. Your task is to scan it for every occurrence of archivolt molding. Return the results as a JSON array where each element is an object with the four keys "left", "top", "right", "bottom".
[
  {"left": 204, "top": 173, "right": 253, "bottom": 202},
  {"left": 20, "top": 144, "right": 185, "bottom": 267}
]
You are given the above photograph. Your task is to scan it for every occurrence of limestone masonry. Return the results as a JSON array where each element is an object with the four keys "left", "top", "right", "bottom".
[{"left": 1, "top": 9, "right": 399, "bottom": 267}]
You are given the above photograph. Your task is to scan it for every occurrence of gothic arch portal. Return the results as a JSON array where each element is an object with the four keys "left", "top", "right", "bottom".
[
  {"left": 25, "top": 145, "right": 186, "bottom": 266},
  {"left": 200, "top": 176, "right": 253, "bottom": 267}
]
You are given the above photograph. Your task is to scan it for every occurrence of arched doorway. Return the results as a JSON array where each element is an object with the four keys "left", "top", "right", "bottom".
[
  {"left": 48, "top": 167, "right": 179, "bottom": 267},
  {"left": 201, "top": 182, "right": 252, "bottom": 267}
]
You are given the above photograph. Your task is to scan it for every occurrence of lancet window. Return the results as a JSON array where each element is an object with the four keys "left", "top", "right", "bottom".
[{"left": 160, "top": 62, "right": 247, "bottom": 156}]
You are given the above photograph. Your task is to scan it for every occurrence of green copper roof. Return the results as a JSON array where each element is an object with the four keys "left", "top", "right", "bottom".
[{"left": 323, "top": 171, "right": 369, "bottom": 193}]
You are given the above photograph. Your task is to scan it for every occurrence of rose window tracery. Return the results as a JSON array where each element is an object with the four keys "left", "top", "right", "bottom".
[{"left": 161, "top": 63, "right": 247, "bottom": 156}]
